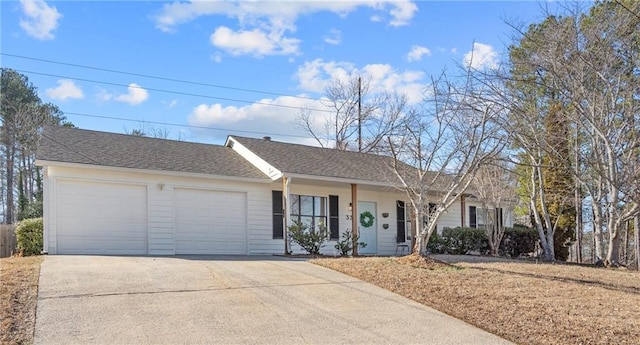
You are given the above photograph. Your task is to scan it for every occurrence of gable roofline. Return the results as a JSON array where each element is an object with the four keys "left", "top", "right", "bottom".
[
  {"left": 35, "top": 159, "right": 272, "bottom": 184},
  {"left": 227, "top": 135, "right": 408, "bottom": 186},
  {"left": 225, "top": 136, "right": 282, "bottom": 180},
  {"left": 37, "top": 126, "right": 269, "bottom": 180}
]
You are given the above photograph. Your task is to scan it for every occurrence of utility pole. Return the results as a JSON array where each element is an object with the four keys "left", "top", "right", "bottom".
[{"left": 357, "top": 76, "right": 362, "bottom": 152}]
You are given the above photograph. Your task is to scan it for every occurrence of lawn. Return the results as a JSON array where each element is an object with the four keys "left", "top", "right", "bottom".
[
  {"left": 1, "top": 256, "right": 43, "bottom": 345},
  {"left": 312, "top": 255, "right": 640, "bottom": 345}
]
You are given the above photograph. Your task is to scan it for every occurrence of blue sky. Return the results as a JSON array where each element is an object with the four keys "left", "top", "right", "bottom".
[{"left": 2, "top": 0, "right": 568, "bottom": 145}]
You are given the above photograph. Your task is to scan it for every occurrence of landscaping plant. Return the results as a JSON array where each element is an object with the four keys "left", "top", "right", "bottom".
[
  {"left": 334, "top": 229, "right": 367, "bottom": 256},
  {"left": 288, "top": 220, "right": 327, "bottom": 255}
]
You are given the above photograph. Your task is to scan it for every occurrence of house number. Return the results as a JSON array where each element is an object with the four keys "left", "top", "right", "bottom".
[{"left": 346, "top": 215, "right": 352, "bottom": 220}]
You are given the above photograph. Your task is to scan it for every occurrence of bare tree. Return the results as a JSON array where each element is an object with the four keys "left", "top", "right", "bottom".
[
  {"left": 472, "top": 160, "right": 517, "bottom": 256},
  {"left": 475, "top": 1, "right": 639, "bottom": 263},
  {"left": 297, "top": 75, "right": 407, "bottom": 153},
  {"left": 387, "top": 73, "right": 506, "bottom": 254}
]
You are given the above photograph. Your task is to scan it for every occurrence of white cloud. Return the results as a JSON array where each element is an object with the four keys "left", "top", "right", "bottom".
[
  {"left": 19, "top": 0, "right": 62, "bottom": 40},
  {"left": 210, "top": 26, "right": 300, "bottom": 57},
  {"left": 95, "top": 88, "right": 113, "bottom": 103},
  {"left": 45, "top": 79, "right": 83, "bottom": 101},
  {"left": 463, "top": 42, "right": 498, "bottom": 70},
  {"left": 211, "top": 52, "right": 223, "bottom": 63},
  {"left": 388, "top": 0, "right": 418, "bottom": 27},
  {"left": 115, "top": 83, "right": 149, "bottom": 105},
  {"left": 187, "top": 95, "right": 329, "bottom": 145},
  {"left": 162, "top": 99, "right": 178, "bottom": 109},
  {"left": 323, "top": 29, "right": 342, "bottom": 45},
  {"left": 295, "top": 59, "right": 425, "bottom": 104},
  {"left": 406, "top": 45, "right": 431, "bottom": 62},
  {"left": 154, "top": 1, "right": 417, "bottom": 56}
]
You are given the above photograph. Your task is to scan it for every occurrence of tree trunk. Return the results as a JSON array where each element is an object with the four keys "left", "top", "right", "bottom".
[
  {"left": 5, "top": 145, "right": 14, "bottom": 224},
  {"left": 606, "top": 218, "right": 622, "bottom": 266},
  {"left": 413, "top": 211, "right": 423, "bottom": 254},
  {"left": 634, "top": 215, "right": 639, "bottom": 271}
]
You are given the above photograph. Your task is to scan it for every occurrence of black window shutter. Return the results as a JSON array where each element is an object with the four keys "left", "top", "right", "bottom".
[
  {"left": 329, "top": 195, "right": 339, "bottom": 240},
  {"left": 497, "top": 208, "right": 503, "bottom": 229},
  {"left": 469, "top": 206, "right": 477, "bottom": 228},
  {"left": 396, "top": 201, "right": 406, "bottom": 243},
  {"left": 272, "top": 191, "right": 283, "bottom": 239}
]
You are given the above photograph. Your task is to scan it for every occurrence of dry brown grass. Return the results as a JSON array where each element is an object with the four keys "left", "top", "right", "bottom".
[
  {"left": 312, "top": 255, "right": 640, "bottom": 345},
  {"left": 1, "top": 256, "right": 43, "bottom": 345}
]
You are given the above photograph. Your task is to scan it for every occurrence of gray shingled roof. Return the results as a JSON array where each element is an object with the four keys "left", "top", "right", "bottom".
[
  {"left": 36, "top": 126, "right": 268, "bottom": 179},
  {"left": 230, "top": 136, "right": 409, "bottom": 184}
]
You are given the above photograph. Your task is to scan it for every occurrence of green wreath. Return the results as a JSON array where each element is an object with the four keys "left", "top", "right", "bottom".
[{"left": 360, "top": 211, "right": 375, "bottom": 228}]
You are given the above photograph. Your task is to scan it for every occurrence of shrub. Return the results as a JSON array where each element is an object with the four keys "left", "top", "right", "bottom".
[
  {"left": 427, "top": 227, "right": 488, "bottom": 255},
  {"left": 16, "top": 217, "right": 43, "bottom": 256},
  {"left": 426, "top": 232, "right": 447, "bottom": 254},
  {"left": 500, "top": 225, "right": 538, "bottom": 258},
  {"left": 442, "top": 227, "right": 489, "bottom": 254},
  {"left": 288, "top": 221, "right": 326, "bottom": 255},
  {"left": 334, "top": 230, "right": 367, "bottom": 256}
]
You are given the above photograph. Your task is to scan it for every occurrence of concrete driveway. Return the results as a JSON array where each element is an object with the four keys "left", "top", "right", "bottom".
[{"left": 35, "top": 256, "right": 512, "bottom": 345}]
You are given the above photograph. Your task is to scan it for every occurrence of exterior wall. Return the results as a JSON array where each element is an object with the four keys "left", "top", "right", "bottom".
[
  {"left": 43, "top": 165, "right": 273, "bottom": 255},
  {"left": 464, "top": 199, "right": 514, "bottom": 229},
  {"left": 274, "top": 181, "right": 411, "bottom": 256},
  {"left": 42, "top": 164, "right": 499, "bottom": 256}
]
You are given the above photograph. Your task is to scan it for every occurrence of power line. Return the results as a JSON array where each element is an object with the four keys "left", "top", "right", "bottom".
[
  {"left": 63, "top": 111, "right": 313, "bottom": 139},
  {"left": 2, "top": 52, "right": 320, "bottom": 102},
  {"left": 15, "top": 69, "right": 333, "bottom": 114}
]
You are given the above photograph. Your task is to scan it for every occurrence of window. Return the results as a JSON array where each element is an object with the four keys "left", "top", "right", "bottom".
[
  {"left": 291, "top": 195, "right": 328, "bottom": 236},
  {"left": 272, "top": 191, "right": 283, "bottom": 239},
  {"left": 396, "top": 201, "right": 406, "bottom": 243},
  {"left": 469, "top": 205, "right": 477, "bottom": 228},
  {"left": 329, "top": 195, "right": 339, "bottom": 240}
]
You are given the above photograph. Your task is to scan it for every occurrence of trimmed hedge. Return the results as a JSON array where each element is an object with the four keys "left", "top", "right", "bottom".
[
  {"left": 427, "top": 227, "right": 489, "bottom": 255},
  {"left": 16, "top": 217, "right": 43, "bottom": 256},
  {"left": 500, "top": 225, "right": 538, "bottom": 258},
  {"left": 427, "top": 225, "right": 538, "bottom": 257}
]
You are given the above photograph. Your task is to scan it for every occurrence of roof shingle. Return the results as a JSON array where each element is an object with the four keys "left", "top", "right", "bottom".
[
  {"left": 230, "top": 136, "right": 406, "bottom": 184},
  {"left": 36, "top": 126, "right": 268, "bottom": 180}
]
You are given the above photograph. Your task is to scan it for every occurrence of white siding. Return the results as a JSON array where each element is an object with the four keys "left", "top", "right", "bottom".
[{"left": 44, "top": 165, "right": 272, "bottom": 255}]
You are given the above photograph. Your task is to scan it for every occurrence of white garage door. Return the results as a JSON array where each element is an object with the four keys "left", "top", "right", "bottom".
[
  {"left": 56, "top": 180, "right": 148, "bottom": 255},
  {"left": 174, "top": 188, "right": 247, "bottom": 255}
]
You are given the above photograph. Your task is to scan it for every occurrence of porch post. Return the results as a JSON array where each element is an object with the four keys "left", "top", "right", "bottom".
[
  {"left": 283, "top": 176, "right": 292, "bottom": 255},
  {"left": 351, "top": 183, "right": 358, "bottom": 256}
]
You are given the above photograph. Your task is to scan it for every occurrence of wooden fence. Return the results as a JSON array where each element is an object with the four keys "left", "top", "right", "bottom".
[{"left": 0, "top": 224, "right": 17, "bottom": 258}]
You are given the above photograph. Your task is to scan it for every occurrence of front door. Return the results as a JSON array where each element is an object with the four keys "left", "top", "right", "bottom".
[{"left": 357, "top": 201, "right": 377, "bottom": 254}]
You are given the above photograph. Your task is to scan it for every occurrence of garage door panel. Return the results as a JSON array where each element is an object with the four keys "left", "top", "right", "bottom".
[
  {"left": 56, "top": 180, "right": 148, "bottom": 255},
  {"left": 174, "top": 188, "right": 247, "bottom": 255}
]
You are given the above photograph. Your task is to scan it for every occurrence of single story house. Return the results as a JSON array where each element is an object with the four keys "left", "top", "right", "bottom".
[{"left": 35, "top": 126, "right": 513, "bottom": 256}]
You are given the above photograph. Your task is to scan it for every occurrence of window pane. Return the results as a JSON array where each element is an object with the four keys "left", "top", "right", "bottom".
[
  {"left": 291, "top": 195, "right": 300, "bottom": 215},
  {"left": 300, "top": 216, "right": 313, "bottom": 229},
  {"left": 300, "top": 196, "right": 314, "bottom": 216},
  {"left": 315, "top": 216, "right": 326, "bottom": 230},
  {"left": 316, "top": 197, "right": 327, "bottom": 217}
]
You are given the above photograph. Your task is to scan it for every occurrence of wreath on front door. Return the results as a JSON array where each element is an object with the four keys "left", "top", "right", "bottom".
[{"left": 360, "top": 211, "right": 375, "bottom": 228}]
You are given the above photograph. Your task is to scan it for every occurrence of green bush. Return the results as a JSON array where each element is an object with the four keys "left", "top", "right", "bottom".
[
  {"left": 288, "top": 221, "right": 326, "bottom": 255},
  {"left": 426, "top": 231, "right": 447, "bottom": 254},
  {"left": 500, "top": 225, "right": 538, "bottom": 258},
  {"left": 16, "top": 217, "right": 43, "bottom": 256},
  {"left": 427, "top": 227, "right": 488, "bottom": 254},
  {"left": 442, "top": 227, "right": 489, "bottom": 254},
  {"left": 334, "top": 230, "right": 367, "bottom": 256}
]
